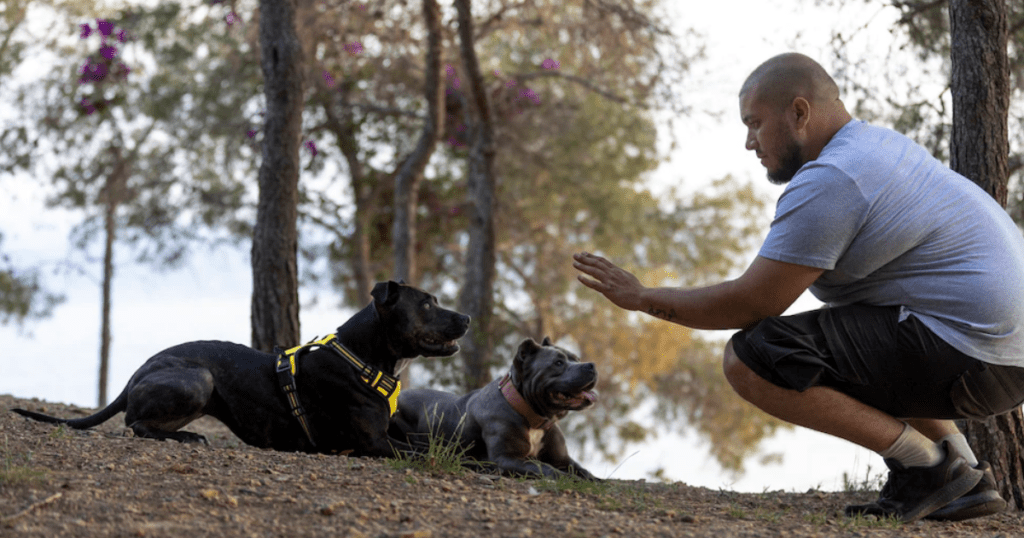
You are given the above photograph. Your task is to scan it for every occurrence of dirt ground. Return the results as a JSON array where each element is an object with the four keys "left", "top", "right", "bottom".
[{"left": 2, "top": 394, "right": 1022, "bottom": 538}]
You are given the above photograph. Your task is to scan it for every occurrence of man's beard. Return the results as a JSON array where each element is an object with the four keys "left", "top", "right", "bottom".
[{"left": 766, "top": 139, "right": 805, "bottom": 185}]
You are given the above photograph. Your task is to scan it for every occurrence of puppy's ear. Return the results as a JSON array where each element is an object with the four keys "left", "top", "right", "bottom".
[
  {"left": 514, "top": 338, "right": 541, "bottom": 364},
  {"left": 512, "top": 338, "right": 541, "bottom": 380},
  {"left": 541, "top": 336, "right": 553, "bottom": 346},
  {"left": 371, "top": 281, "right": 402, "bottom": 310}
]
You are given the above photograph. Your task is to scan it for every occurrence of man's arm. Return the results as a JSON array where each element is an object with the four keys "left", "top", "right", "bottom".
[{"left": 572, "top": 253, "right": 824, "bottom": 330}]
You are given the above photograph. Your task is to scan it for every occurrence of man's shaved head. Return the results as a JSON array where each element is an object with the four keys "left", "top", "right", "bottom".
[{"left": 740, "top": 53, "right": 841, "bottom": 111}]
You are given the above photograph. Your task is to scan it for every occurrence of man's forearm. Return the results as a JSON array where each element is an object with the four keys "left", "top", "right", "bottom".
[{"left": 638, "top": 280, "right": 766, "bottom": 331}]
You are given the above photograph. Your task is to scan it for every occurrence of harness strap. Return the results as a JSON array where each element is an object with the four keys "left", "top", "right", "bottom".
[
  {"left": 275, "top": 335, "right": 402, "bottom": 446},
  {"left": 275, "top": 348, "right": 317, "bottom": 447},
  {"left": 499, "top": 373, "right": 553, "bottom": 430}
]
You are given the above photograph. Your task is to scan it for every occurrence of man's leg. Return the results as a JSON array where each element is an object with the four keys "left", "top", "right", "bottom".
[
  {"left": 723, "top": 339, "right": 904, "bottom": 452},
  {"left": 723, "top": 340, "right": 982, "bottom": 522}
]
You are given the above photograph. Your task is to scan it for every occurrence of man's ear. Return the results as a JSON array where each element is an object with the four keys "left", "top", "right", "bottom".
[{"left": 790, "top": 96, "right": 811, "bottom": 133}]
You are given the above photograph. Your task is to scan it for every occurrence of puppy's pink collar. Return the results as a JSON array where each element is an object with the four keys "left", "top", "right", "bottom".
[{"left": 499, "top": 374, "right": 553, "bottom": 430}]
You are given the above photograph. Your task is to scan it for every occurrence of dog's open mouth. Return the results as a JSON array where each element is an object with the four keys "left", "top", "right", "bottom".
[
  {"left": 551, "top": 387, "right": 598, "bottom": 410},
  {"left": 419, "top": 335, "right": 460, "bottom": 355}
]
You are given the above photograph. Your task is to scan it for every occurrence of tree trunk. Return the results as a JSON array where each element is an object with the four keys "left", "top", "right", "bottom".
[
  {"left": 327, "top": 86, "right": 375, "bottom": 303},
  {"left": 251, "top": 0, "right": 304, "bottom": 352},
  {"left": 948, "top": 0, "right": 1024, "bottom": 510},
  {"left": 392, "top": 0, "right": 444, "bottom": 284},
  {"left": 97, "top": 153, "right": 128, "bottom": 407},
  {"left": 98, "top": 184, "right": 115, "bottom": 408},
  {"left": 454, "top": 0, "right": 497, "bottom": 391}
]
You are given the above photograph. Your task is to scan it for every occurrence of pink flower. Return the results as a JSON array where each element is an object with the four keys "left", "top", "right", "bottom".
[
  {"left": 542, "top": 59, "right": 560, "bottom": 69},
  {"left": 225, "top": 12, "right": 237, "bottom": 25}
]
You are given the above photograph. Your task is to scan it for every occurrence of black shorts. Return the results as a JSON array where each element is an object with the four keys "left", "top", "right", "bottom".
[{"left": 730, "top": 304, "right": 1024, "bottom": 420}]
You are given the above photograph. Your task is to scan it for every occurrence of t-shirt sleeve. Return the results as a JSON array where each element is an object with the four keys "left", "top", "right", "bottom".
[{"left": 758, "top": 164, "right": 870, "bottom": 270}]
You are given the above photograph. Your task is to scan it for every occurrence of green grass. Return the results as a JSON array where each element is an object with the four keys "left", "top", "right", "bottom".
[
  {"left": 842, "top": 463, "right": 887, "bottom": 493},
  {"left": 386, "top": 407, "right": 474, "bottom": 476},
  {"left": 0, "top": 435, "right": 47, "bottom": 486}
]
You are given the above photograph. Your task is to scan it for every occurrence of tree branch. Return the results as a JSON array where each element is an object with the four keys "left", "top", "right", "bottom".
[
  {"left": 513, "top": 70, "right": 634, "bottom": 106},
  {"left": 892, "top": 0, "right": 947, "bottom": 26}
]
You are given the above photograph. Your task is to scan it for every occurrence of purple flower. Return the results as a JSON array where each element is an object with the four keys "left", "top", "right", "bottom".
[
  {"left": 445, "top": 64, "right": 456, "bottom": 77},
  {"left": 117, "top": 30, "right": 128, "bottom": 42},
  {"left": 247, "top": 129, "right": 257, "bottom": 138},
  {"left": 542, "top": 58, "right": 560, "bottom": 69},
  {"left": 344, "top": 42, "right": 363, "bottom": 54},
  {"left": 100, "top": 45, "right": 117, "bottom": 60},
  {"left": 96, "top": 19, "right": 114, "bottom": 37},
  {"left": 323, "top": 70, "right": 335, "bottom": 87},
  {"left": 305, "top": 141, "right": 318, "bottom": 156},
  {"left": 80, "top": 24, "right": 92, "bottom": 39},
  {"left": 225, "top": 12, "right": 237, "bottom": 25},
  {"left": 520, "top": 88, "right": 541, "bottom": 105},
  {"left": 81, "top": 98, "right": 96, "bottom": 115},
  {"left": 78, "top": 60, "right": 109, "bottom": 83}
]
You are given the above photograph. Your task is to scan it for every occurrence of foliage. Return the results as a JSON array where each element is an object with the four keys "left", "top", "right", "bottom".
[
  {"left": 0, "top": 0, "right": 260, "bottom": 270},
  {"left": 0, "top": 234, "right": 64, "bottom": 327}
]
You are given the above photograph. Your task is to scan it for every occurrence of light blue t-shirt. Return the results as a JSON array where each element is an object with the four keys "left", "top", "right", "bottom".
[{"left": 760, "top": 120, "right": 1024, "bottom": 367}]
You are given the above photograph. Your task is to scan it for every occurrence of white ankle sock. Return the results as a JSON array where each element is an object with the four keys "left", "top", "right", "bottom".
[
  {"left": 879, "top": 423, "right": 944, "bottom": 468},
  {"left": 940, "top": 432, "right": 979, "bottom": 466}
]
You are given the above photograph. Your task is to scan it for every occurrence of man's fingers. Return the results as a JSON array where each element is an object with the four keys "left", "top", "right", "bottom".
[{"left": 576, "top": 274, "right": 603, "bottom": 290}]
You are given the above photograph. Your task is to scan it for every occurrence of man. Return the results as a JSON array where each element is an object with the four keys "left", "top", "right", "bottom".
[{"left": 572, "top": 52, "right": 1024, "bottom": 523}]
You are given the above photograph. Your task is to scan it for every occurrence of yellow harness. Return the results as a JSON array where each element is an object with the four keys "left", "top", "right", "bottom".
[{"left": 275, "top": 334, "right": 402, "bottom": 447}]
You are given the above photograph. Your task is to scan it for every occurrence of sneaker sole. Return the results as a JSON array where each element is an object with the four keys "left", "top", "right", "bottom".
[
  {"left": 926, "top": 491, "right": 1007, "bottom": 522},
  {"left": 901, "top": 465, "right": 984, "bottom": 523}
]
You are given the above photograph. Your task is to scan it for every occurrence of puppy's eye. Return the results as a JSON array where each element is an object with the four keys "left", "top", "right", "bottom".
[
  {"left": 555, "top": 360, "right": 564, "bottom": 367},
  {"left": 422, "top": 302, "right": 432, "bottom": 310}
]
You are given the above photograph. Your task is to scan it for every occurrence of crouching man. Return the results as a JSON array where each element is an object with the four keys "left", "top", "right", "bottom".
[{"left": 572, "top": 52, "right": 1024, "bottom": 523}]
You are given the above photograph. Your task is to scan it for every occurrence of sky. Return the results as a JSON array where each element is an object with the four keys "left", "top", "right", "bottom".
[{"left": 0, "top": 0, "right": 905, "bottom": 491}]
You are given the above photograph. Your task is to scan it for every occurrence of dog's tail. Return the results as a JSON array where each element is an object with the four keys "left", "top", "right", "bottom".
[{"left": 12, "top": 387, "right": 129, "bottom": 430}]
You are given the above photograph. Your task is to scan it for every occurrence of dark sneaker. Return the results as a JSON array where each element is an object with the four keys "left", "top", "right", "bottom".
[
  {"left": 926, "top": 461, "right": 1006, "bottom": 521},
  {"left": 843, "top": 441, "right": 983, "bottom": 523}
]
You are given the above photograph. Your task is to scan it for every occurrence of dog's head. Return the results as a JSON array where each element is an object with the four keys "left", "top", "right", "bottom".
[
  {"left": 371, "top": 281, "right": 471, "bottom": 358},
  {"left": 513, "top": 337, "right": 598, "bottom": 419}
]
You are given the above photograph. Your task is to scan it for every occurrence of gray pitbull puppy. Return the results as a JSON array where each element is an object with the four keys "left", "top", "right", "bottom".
[
  {"left": 389, "top": 337, "right": 598, "bottom": 479},
  {"left": 14, "top": 281, "right": 469, "bottom": 458}
]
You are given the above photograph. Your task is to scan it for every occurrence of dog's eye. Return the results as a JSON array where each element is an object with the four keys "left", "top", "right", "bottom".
[
  {"left": 422, "top": 302, "right": 431, "bottom": 310},
  {"left": 555, "top": 360, "right": 564, "bottom": 367}
]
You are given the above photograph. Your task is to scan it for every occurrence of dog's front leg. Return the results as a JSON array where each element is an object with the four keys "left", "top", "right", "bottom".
[{"left": 538, "top": 427, "right": 599, "bottom": 480}]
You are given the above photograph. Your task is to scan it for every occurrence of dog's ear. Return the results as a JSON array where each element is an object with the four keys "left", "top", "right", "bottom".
[
  {"left": 512, "top": 338, "right": 541, "bottom": 379},
  {"left": 514, "top": 338, "right": 542, "bottom": 363},
  {"left": 541, "top": 336, "right": 553, "bottom": 346},
  {"left": 371, "top": 281, "right": 403, "bottom": 309}
]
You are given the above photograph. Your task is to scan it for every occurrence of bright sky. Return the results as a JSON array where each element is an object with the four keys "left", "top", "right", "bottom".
[{"left": 0, "top": 0, "right": 906, "bottom": 491}]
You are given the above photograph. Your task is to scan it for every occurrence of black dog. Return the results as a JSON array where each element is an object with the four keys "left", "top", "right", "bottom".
[
  {"left": 389, "top": 337, "right": 598, "bottom": 479},
  {"left": 13, "top": 281, "right": 470, "bottom": 457}
]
